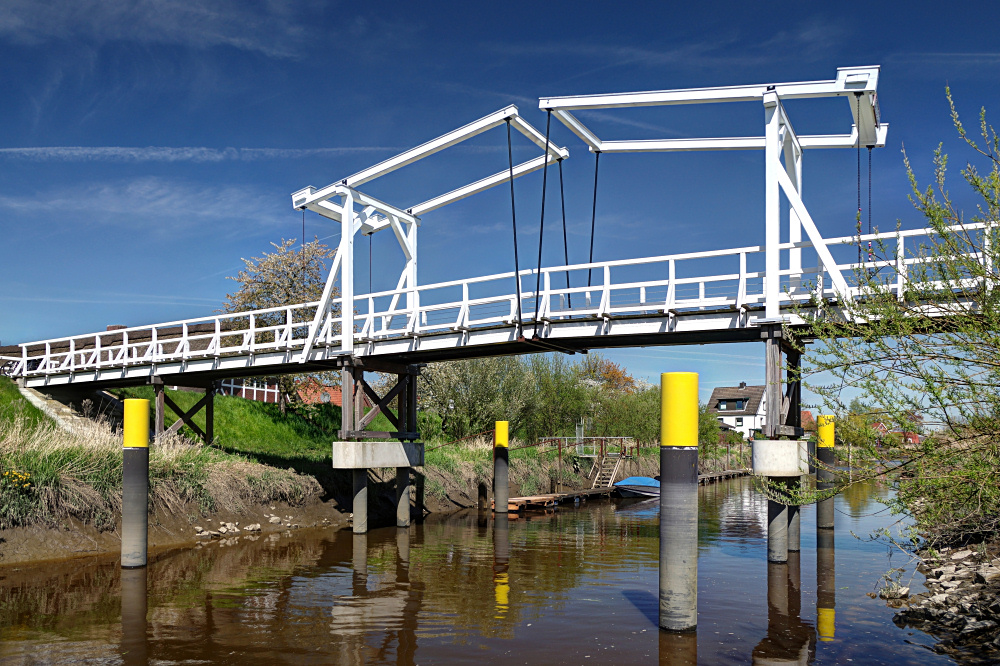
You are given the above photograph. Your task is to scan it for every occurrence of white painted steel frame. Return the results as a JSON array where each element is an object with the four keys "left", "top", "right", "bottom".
[
  {"left": 290, "top": 105, "right": 569, "bottom": 364},
  {"left": 12, "top": 224, "right": 987, "bottom": 388},
  {"left": 540, "top": 66, "right": 884, "bottom": 319}
]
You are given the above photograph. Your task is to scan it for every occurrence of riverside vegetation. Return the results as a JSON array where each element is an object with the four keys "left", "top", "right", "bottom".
[
  {"left": 788, "top": 94, "right": 1000, "bottom": 660},
  {"left": 0, "top": 348, "right": 740, "bottom": 552}
]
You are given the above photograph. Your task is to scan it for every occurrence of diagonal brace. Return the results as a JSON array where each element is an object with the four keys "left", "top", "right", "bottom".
[
  {"left": 162, "top": 391, "right": 211, "bottom": 442},
  {"left": 775, "top": 166, "right": 850, "bottom": 298},
  {"left": 358, "top": 376, "right": 404, "bottom": 431}
]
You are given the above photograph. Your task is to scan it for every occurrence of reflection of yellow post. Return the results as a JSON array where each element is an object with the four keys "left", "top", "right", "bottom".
[
  {"left": 817, "top": 528, "right": 836, "bottom": 641},
  {"left": 659, "top": 372, "right": 699, "bottom": 632},
  {"left": 494, "top": 572, "right": 509, "bottom": 619}
]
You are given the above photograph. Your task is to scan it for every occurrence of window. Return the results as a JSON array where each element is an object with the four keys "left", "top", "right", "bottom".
[
  {"left": 735, "top": 417, "right": 744, "bottom": 427},
  {"left": 321, "top": 391, "right": 331, "bottom": 403}
]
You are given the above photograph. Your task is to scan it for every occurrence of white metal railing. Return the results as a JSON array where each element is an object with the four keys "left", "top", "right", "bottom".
[
  {"left": 540, "top": 436, "right": 637, "bottom": 458},
  {"left": 219, "top": 378, "right": 281, "bottom": 402},
  {"left": 9, "top": 223, "right": 988, "bottom": 380}
]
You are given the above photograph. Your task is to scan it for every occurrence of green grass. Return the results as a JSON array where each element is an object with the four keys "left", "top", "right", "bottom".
[
  {"left": 0, "top": 378, "right": 317, "bottom": 530},
  {"left": 0, "top": 377, "right": 50, "bottom": 429}
]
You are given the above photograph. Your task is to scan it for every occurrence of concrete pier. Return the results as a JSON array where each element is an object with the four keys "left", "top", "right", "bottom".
[
  {"left": 766, "top": 492, "right": 790, "bottom": 564},
  {"left": 352, "top": 469, "right": 368, "bottom": 534},
  {"left": 396, "top": 467, "right": 411, "bottom": 527}
]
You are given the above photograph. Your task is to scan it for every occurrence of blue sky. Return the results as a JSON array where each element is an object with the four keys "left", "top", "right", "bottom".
[{"left": 2, "top": 0, "right": 998, "bottom": 404}]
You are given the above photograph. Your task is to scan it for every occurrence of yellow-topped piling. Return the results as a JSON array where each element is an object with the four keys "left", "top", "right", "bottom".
[
  {"left": 660, "top": 372, "right": 698, "bottom": 447},
  {"left": 494, "top": 421, "right": 509, "bottom": 513},
  {"left": 121, "top": 399, "right": 150, "bottom": 568},
  {"left": 659, "top": 372, "right": 699, "bottom": 632},
  {"left": 494, "top": 421, "right": 509, "bottom": 448},
  {"left": 817, "top": 415, "right": 835, "bottom": 448},
  {"left": 123, "top": 399, "right": 149, "bottom": 448}
]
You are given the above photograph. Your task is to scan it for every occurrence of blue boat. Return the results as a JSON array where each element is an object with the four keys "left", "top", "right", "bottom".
[{"left": 614, "top": 476, "right": 660, "bottom": 498}]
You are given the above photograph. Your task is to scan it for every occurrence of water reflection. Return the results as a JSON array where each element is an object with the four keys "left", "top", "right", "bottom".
[
  {"left": 120, "top": 567, "right": 148, "bottom": 666},
  {"left": 494, "top": 517, "right": 510, "bottom": 620},
  {"left": 817, "top": 527, "right": 836, "bottom": 642},
  {"left": 0, "top": 478, "right": 949, "bottom": 665},
  {"left": 658, "top": 629, "right": 697, "bottom": 665},
  {"left": 752, "top": 554, "right": 815, "bottom": 665}
]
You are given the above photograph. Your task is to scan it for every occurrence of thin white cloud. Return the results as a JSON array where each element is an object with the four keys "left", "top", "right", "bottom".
[
  {"left": 884, "top": 52, "right": 1000, "bottom": 67},
  {"left": 0, "top": 294, "right": 219, "bottom": 307},
  {"left": 0, "top": 145, "right": 539, "bottom": 163},
  {"left": 0, "top": 0, "right": 317, "bottom": 58},
  {"left": 0, "top": 146, "right": 404, "bottom": 162},
  {"left": 0, "top": 176, "right": 282, "bottom": 229}
]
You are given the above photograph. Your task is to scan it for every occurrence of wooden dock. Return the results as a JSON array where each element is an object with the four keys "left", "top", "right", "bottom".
[
  {"left": 494, "top": 469, "right": 749, "bottom": 512},
  {"left": 698, "top": 469, "right": 749, "bottom": 484}
]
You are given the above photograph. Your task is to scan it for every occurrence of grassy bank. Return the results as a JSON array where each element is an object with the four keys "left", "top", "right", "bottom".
[
  {"left": 2, "top": 376, "right": 750, "bottom": 534},
  {"left": 0, "top": 378, "right": 320, "bottom": 532}
]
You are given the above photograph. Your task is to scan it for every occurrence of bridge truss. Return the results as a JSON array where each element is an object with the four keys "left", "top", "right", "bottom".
[{"left": 5, "top": 66, "right": 898, "bottom": 390}]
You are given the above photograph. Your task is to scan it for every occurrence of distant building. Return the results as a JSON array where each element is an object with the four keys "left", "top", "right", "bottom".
[
  {"left": 296, "top": 377, "right": 371, "bottom": 407},
  {"left": 801, "top": 410, "right": 816, "bottom": 432},
  {"left": 872, "top": 422, "right": 922, "bottom": 445},
  {"left": 706, "top": 382, "right": 766, "bottom": 439},
  {"left": 297, "top": 378, "right": 343, "bottom": 406}
]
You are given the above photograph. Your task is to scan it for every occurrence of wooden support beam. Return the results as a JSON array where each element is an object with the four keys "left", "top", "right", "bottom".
[
  {"left": 343, "top": 430, "right": 420, "bottom": 440},
  {"left": 357, "top": 376, "right": 405, "bottom": 430},
  {"left": 763, "top": 325, "right": 782, "bottom": 439},
  {"left": 336, "top": 355, "right": 419, "bottom": 376},
  {"left": 161, "top": 390, "right": 211, "bottom": 442},
  {"left": 340, "top": 366, "right": 355, "bottom": 440},
  {"left": 153, "top": 379, "right": 165, "bottom": 439}
]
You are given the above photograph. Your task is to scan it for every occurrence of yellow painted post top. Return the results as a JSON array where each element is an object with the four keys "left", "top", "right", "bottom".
[
  {"left": 660, "top": 372, "right": 698, "bottom": 447},
  {"left": 123, "top": 399, "right": 150, "bottom": 449},
  {"left": 495, "top": 421, "right": 509, "bottom": 448},
  {"left": 817, "top": 607, "right": 835, "bottom": 640},
  {"left": 818, "top": 415, "right": 835, "bottom": 448}
]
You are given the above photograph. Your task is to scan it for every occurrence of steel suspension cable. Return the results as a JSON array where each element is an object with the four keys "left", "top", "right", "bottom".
[
  {"left": 856, "top": 93, "right": 863, "bottom": 266},
  {"left": 868, "top": 146, "right": 874, "bottom": 264},
  {"left": 506, "top": 119, "right": 524, "bottom": 329},
  {"left": 302, "top": 209, "right": 306, "bottom": 301},
  {"left": 532, "top": 110, "right": 553, "bottom": 336},
  {"left": 558, "top": 159, "right": 572, "bottom": 309},
  {"left": 587, "top": 151, "right": 601, "bottom": 288}
]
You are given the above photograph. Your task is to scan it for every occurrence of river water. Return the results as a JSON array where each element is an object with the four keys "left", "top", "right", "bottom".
[{"left": 0, "top": 477, "right": 952, "bottom": 665}]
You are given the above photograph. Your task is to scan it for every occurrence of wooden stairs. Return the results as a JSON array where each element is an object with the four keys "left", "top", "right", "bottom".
[{"left": 591, "top": 455, "right": 623, "bottom": 489}]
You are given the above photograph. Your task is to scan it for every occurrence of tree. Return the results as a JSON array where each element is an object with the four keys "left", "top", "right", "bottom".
[
  {"left": 579, "top": 355, "right": 638, "bottom": 393},
  {"left": 222, "top": 238, "right": 339, "bottom": 411},
  {"left": 522, "top": 354, "right": 592, "bottom": 441},
  {"left": 799, "top": 91, "right": 1000, "bottom": 545},
  {"left": 419, "top": 356, "right": 532, "bottom": 439}
]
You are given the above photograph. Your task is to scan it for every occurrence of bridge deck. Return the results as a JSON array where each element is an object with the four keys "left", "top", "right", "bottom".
[{"left": 2, "top": 224, "right": 981, "bottom": 391}]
